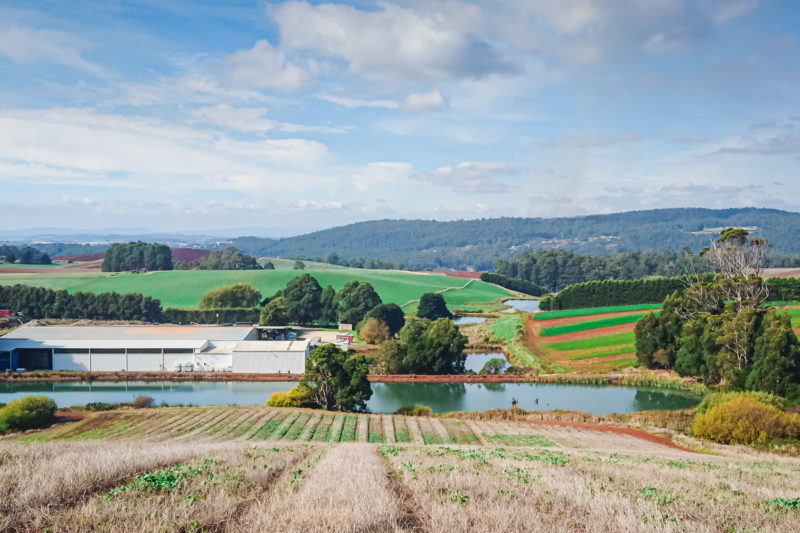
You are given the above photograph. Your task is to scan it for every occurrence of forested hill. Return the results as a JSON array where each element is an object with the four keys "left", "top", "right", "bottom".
[{"left": 231, "top": 208, "right": 800, "bottom": 270}]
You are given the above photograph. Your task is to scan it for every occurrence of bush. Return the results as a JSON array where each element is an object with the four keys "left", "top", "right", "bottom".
[
  {"left": 131, "top": 395, "right": 154, "bottom": 409},
  {"left": 85, "top": 402, "right": 116, "bottom": 411},
  {"left": 358, "top": 317, "right": 390, "bottom": 344},
  {"left": 266, "top": 386, "right": 312, "bottom": 408},
  {"left": 692, "top": 396, "right": 800, "bottom": 444},
  {"left": 394, "top": 404, "right": 433, "bottom": 416},
  {"left": 697, "top": 391, "right": 784, "bottom": 414},
  {"left": 0, "top": 395, "right": 57, "bottom": 434}
]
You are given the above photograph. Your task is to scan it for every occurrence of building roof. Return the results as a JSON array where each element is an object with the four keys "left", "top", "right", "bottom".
[
  {"left": 233, "top": 340, "right": 309, "bottom": 353},
  {"left": 1, "top": 325, "right": 254, "bottom": 342}
]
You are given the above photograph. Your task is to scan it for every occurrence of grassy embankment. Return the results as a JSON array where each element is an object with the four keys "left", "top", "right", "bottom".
[
  {"left": 0, "top": 258, "right": 512, "bottom": 312},
  {"left": 3, "top": 406, "right": 800, "bottom": 532}
]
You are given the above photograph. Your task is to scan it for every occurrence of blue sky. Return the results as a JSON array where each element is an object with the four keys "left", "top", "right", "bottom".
[{"left": 1, "top": 0, "right": 798, "bottom": 236}]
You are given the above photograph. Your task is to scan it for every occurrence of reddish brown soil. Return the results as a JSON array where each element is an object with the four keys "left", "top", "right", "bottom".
[
  {"left": 763, "top": 268, "right": 800, "bottom": 278},
  {"left": 53, "top": 252, "right": 106, "bottom": 262},
  {"left": 561, "top": 353, "right": 635, "bottom": 366},
  {"left": 442, "top": 271, "right": 482, "bottom": 279},
  {"left": 538, "top": 322, "right": 637, "bottom": 344},
  {"left": 170, "top": 247, "right": 211, "bottom": 262},
  {"left": 524, "top": 419, "right": 692, "bottom": 452}
]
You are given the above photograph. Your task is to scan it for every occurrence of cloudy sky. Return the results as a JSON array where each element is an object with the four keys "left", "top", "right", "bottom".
[{"left": 2, "top": 0, "right": 799, "bottom": 235}]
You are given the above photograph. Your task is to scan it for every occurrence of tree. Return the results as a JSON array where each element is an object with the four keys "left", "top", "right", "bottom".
[
  {"left": 398, "top": 317, "right": 466, "bottom": 374},
  {"left": 294, "top": 259, "right": 305, "bottom": 270},
  {"left": 417, "top": 292, "right": 451, "bottom": 320},
  {"left": 200, "top": 247, "right": 261, "bottom": 270},
  {"left": 300, "top": 344, "right": 372, "bottom": 412},
  {"left": 198, "top": 283, "right": 261, "bottom": 309},
  {"left": 319, "top": 285, "right": 337, "bottom": 324},
  {"left": 260, "top": 297, "right": 288, "bottom": 326},
  {"left": 262, "top": 260, "right": 275, "bottom": 270},
  {"left": 358, "top": 317, "right": 390, "bottom": 344},
  {"left": 365, "top": 303, "right": 405, "bottom": 335},
  {"left": 282, "top": 274, "right": 322, "bottom": 325},
  {"left": 480, "top": 358, "right": 507, "bottom": 375},
  {"left": 746, "top": 309, "right": 800, "bottom": 395},
  {"left": 700, "top": 228, "right": 769, "bottom": 308},
  {"left": 101, "top": 242, "right": 172, "bottom": 272},
  {"left": 336, "top": 281, "right": 382, "bottom": 325}
]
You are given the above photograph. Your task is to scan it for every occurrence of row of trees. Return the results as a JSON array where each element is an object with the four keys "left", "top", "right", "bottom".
[
  {"left": 260, "top": 275, "right": 384, "bottom": 327},
  {"left": 174, "top": 247, "right": 264, "bottom": 270},
  {"left": 635, "top": 229, "right": 800, "bottom": 396},
  {"left": 101, "top": 242, "right": 172, "bottom": 272},
  {"left": 373, "top": 317, "right": 467, "bottom": 374},
  {"left": 0, "top": 245, "right": 51, "bottom": 265},
  {"left": 479, "top": 273, "right": 546, "bottom": 296},
  {"left": 540, "top": 276, "right": 698, "bottom": 310},
  {"left": 0, "top": 284, "right": 162, "bottom": 322}
]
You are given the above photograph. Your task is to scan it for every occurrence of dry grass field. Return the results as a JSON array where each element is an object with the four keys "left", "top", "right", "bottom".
[{"left": 2, "top": 407, "right": 800, "bottom": 532}]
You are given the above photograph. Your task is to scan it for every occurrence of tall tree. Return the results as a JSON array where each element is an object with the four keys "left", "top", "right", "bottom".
[
  {"left": 283, "top": 274, "right": 322, "bottom": 325},
  {"left": 198, "top": 283, "right": 261, "bottom": 309},
  {"left": 417, "top": 292, "right": 451, "bottom": 320},
  {"left": 300, "top": 344, "right": 372, "bottom": 412},
  {"left": 336, "top": 281, "right": 382, "bottom": 325},
  {"left": 365, "top": 303, "right": 405, "bottom": 335},
  {"left": 746, "top": 309, "right": 800, "bottom": 395}
]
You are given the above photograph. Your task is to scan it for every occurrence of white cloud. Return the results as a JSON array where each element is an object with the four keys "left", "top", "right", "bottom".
[
  {"left": 271, "top": 1, "right": 518, "bottom": 84},
  {"left": 412, "top": 161, "right": 520, "bottom": 192},
  {"left": 218, "top": 39, "right": 311, "bottom": 92},
  {"left": 318, "top": 93, "right": 398, "bottom": 109},
  {"left": 192, "top": 105, "right": 277, "bottom": 134},
  {"left": 0, "top": 24, "right": 103, "bottom": 75},
  {"left": 715, "top": 133, "right": 800, "bottom": 155},
  {"left": 712, "top": 0, "right": 759, "bottom": 26},
  {"left": 545, "top": 133, "right": 642, "bottom": 148},
  {"left": 286, "top": 200, "right": 344, "bottom": 211},
  {"left": 351, "top": 162, "right": 413, "bottom": 192},
  {"left": 400, "top": 88, "right": 449, "bottom": 112}
]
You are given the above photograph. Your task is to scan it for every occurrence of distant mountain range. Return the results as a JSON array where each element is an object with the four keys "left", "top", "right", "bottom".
[{"left": 4, "top": 208, "right": 800, "bottom": 270}]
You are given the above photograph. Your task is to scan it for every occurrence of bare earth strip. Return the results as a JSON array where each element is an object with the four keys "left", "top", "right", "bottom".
[
  {"left": 537, "top": 322, "right": 637, "bottom": 344},
  {"left": 533, "top": 310, "right": 649, "bottom": 329}
]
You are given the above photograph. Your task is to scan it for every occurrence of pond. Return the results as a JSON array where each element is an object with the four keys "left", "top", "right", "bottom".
[
  {"left": 0, "top": 380, "right": 699, "bottom": 415},
  {"left": 463, "top": 352, "right": 506, "bottom": 373},
  {"left": 504, "top": 299, "right": 540, "bottom": 312},
  {"left": 453, "top": 316, "right": 488, "bottom": 326}
]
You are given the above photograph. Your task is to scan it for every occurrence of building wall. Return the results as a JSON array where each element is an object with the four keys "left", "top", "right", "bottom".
[
  {"left": 126, "top": 353, "right": 165, "bottom": 372},
  {"left": 91, "top": 353, "right": 127, "bottom": 371},
  {"left": 53, "top": 352, "right": 90, "bottom": 371},
  {"left": 232, "top": 351, "right": 305, "bottom": 373}
]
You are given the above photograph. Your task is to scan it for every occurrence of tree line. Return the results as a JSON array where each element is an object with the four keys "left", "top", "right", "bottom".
[
  {"left": 0, "top": 284, "right": 162, "bottom": 322},
  {"left": 174, "top": 247, "right": 264, "bottom": 270},
  {"left": 634, "top": 229, "right": 800, "bottom": 397},
  {"left": 101, "top": 242, "right": 172, "bottom": 272},
  {"left": 0, "top": 245, "right": 51, "bottom": 265},
  {"left": 479, "top": 272, "right": 546, "bottom": 296}
]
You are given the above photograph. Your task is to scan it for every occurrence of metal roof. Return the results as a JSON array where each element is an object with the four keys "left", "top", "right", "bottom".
[
  {"left": 234, "top": 340, "right": 309, "bottom": 352},
  {"left": 1, "top": 325, "right": 254, "bottom": 341}
]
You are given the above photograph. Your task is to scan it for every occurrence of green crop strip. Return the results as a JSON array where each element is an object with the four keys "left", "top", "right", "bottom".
[
  {"left": 340, "top": 416, "right": 357, "bottom": 442},
  {"left": 542, "top": 331, "right": 635, "bottom": 350},
  {"left": 535, "top": 304, "right": 661, "bottom": 320},
  {"left": 539, "top": 313, "right": 647, "bottom": 337},
  {"left": 283, "top": 414, "right": 311, "bottom": 440},
  {"left": 251, "top": 413, "right": 288, "bottom": 440},
  {"left": 566, "top": 345, "right": 636, "bottom": 360}
]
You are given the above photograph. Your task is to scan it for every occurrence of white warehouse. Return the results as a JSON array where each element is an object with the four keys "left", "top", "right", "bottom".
[{"left": 0, "top": 325, "right": 310, "bottom": 374}]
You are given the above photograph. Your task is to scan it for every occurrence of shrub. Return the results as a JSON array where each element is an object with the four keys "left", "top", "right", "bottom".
[
  {"left": 358, "top": 317, "right": 390, "bottom": 344},
  {"left": 85, "top": 402, "right": 116, "bottom": 411},
  {"left": 266, "top": 386, "right": 312, "bottom": 408},
  {"left": 394, "top": 404, "right": 433, "bottom": 416},
  {"left": 0, "top": 395, "right": 57, "bottom": 434},
  {"left": 131, "top": 395, "right": 154, "bottom": 409},
  {"left": 692, "top": 396, "right": 800, "bottom": 444},
  {"left": 697, "top": 391, "right": 784, "bottom": 414}
]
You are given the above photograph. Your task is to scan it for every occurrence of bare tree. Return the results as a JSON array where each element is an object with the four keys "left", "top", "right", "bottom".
[{"left": 701, "top": 228, "right": 770, "bottom": 308}]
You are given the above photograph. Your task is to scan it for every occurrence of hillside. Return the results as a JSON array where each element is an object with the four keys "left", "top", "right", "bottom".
[
  {"left": 5, "top": 406, "right": 800, "bottom": 532},
  {"left": 230, "top": 208, "right": 800, "bottom": 270}
]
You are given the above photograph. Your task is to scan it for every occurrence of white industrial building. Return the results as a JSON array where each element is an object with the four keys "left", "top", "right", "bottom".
[{"left": 0, "top": 325, "right": 309, "bottom": 374}]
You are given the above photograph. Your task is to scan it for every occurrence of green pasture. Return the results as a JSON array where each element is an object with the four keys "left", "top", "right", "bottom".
[
  {"left": 535, "top": 304, "right": 661, "bottom": 320},
  {"left": 0, "top": 263, "right": 511, "bottom": 310},
  {"left": 779, "top": 308, "right": 800, "bottom": 328},
  {"left": 538, "top": 313, "right": 649, "bottom": 337},
  {"left": 486, "top": 314, "right": 522, "bottom": 341},
  {"left": 542, "top": 331, "right": 636, "bottom": 351}
]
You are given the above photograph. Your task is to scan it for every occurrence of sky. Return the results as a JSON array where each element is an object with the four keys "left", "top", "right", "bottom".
[{"left": 1, "top": 0, "right": 799, "bottom": 236}]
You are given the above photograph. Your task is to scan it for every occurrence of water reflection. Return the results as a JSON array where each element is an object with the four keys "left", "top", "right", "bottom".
[
  {"left": 0, "top": 380, "right": 699, "bottom": 415},
  {"left": 453, "top": 316, "right": 488, "bottom": 326},
  {"left": 504, "top": 300, "right": 540, "bottom": 312}
]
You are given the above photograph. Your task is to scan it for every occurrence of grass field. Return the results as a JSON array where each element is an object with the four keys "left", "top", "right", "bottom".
[
  {"left": 538, "top": 312, "right": 649, "bottom": 337},
  {"left": 4, "top": 407, "right": 800, "bottom": 532},
  {"left": 0, "top": 260, "right": 512, "bottom": 311},
  {"left": 535, "top": 304, "right": 661, "bottom": 320}
]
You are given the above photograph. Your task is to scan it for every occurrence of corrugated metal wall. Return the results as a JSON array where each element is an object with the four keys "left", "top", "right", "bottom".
[
  {"left": 232, "top": 352, "right": 305, "bottom": 373},
  {"left": 126, "top": 353, "right": 164, "bottom": 371},
  {"left": 53, "top": 352, "right": 90, "bottom": 371},
  {"left": 91, "top": 353, "right": 126, "bottom": 371}
]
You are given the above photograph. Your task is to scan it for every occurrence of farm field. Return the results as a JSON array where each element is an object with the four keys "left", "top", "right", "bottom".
[
  {"left": 0, "top": 259, "right": 512, "bottom": 311},
  {"left": 527, "top": 305, "right": 655, "bottom": 372},
  {"left": 4, "top": 407, "right": 800, "bottom": 532}
]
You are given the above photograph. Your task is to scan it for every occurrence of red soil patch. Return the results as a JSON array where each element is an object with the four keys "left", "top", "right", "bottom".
[
  {"left": 537, "top": 322, "right": 637, "bottom": 344},
  {"left": 524, "top": 419, "right": 693, "bottom": 452},
  {"left": 532, "top": 310, "right": 649, "bottom": 330},
  {"left": 443, "top": 271, "right": 482, "bottom": 279},
  {"left": 53, "top": 252, "right": 106, "bottom": 262},
  {"left": 763, "top": 268, "right": 800, "bottom": 278},
  {"left": 170, "top": 247, "right": 211, "bottom": 262},
  {"left": 561, "top": 353, "right": 635, "bottom": 367}
]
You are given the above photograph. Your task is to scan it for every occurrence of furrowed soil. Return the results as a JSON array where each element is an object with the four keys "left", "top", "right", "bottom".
[
  {"left": 536, "top": 322, "right": 637, "bottom": 344},
  {"left": 5, "top": 406, "right": 800, "bottom": 532}
]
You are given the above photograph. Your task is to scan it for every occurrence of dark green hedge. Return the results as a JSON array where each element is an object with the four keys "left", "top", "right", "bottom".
[
  {"left": 539, "top": 276, "right": 697, "bottom": 310},
  {"left": 479, "top": 273, "right": 546, "bottom": 296},
  {"left": 161, "top": 307, "right": 260, "bottom": 324}
]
